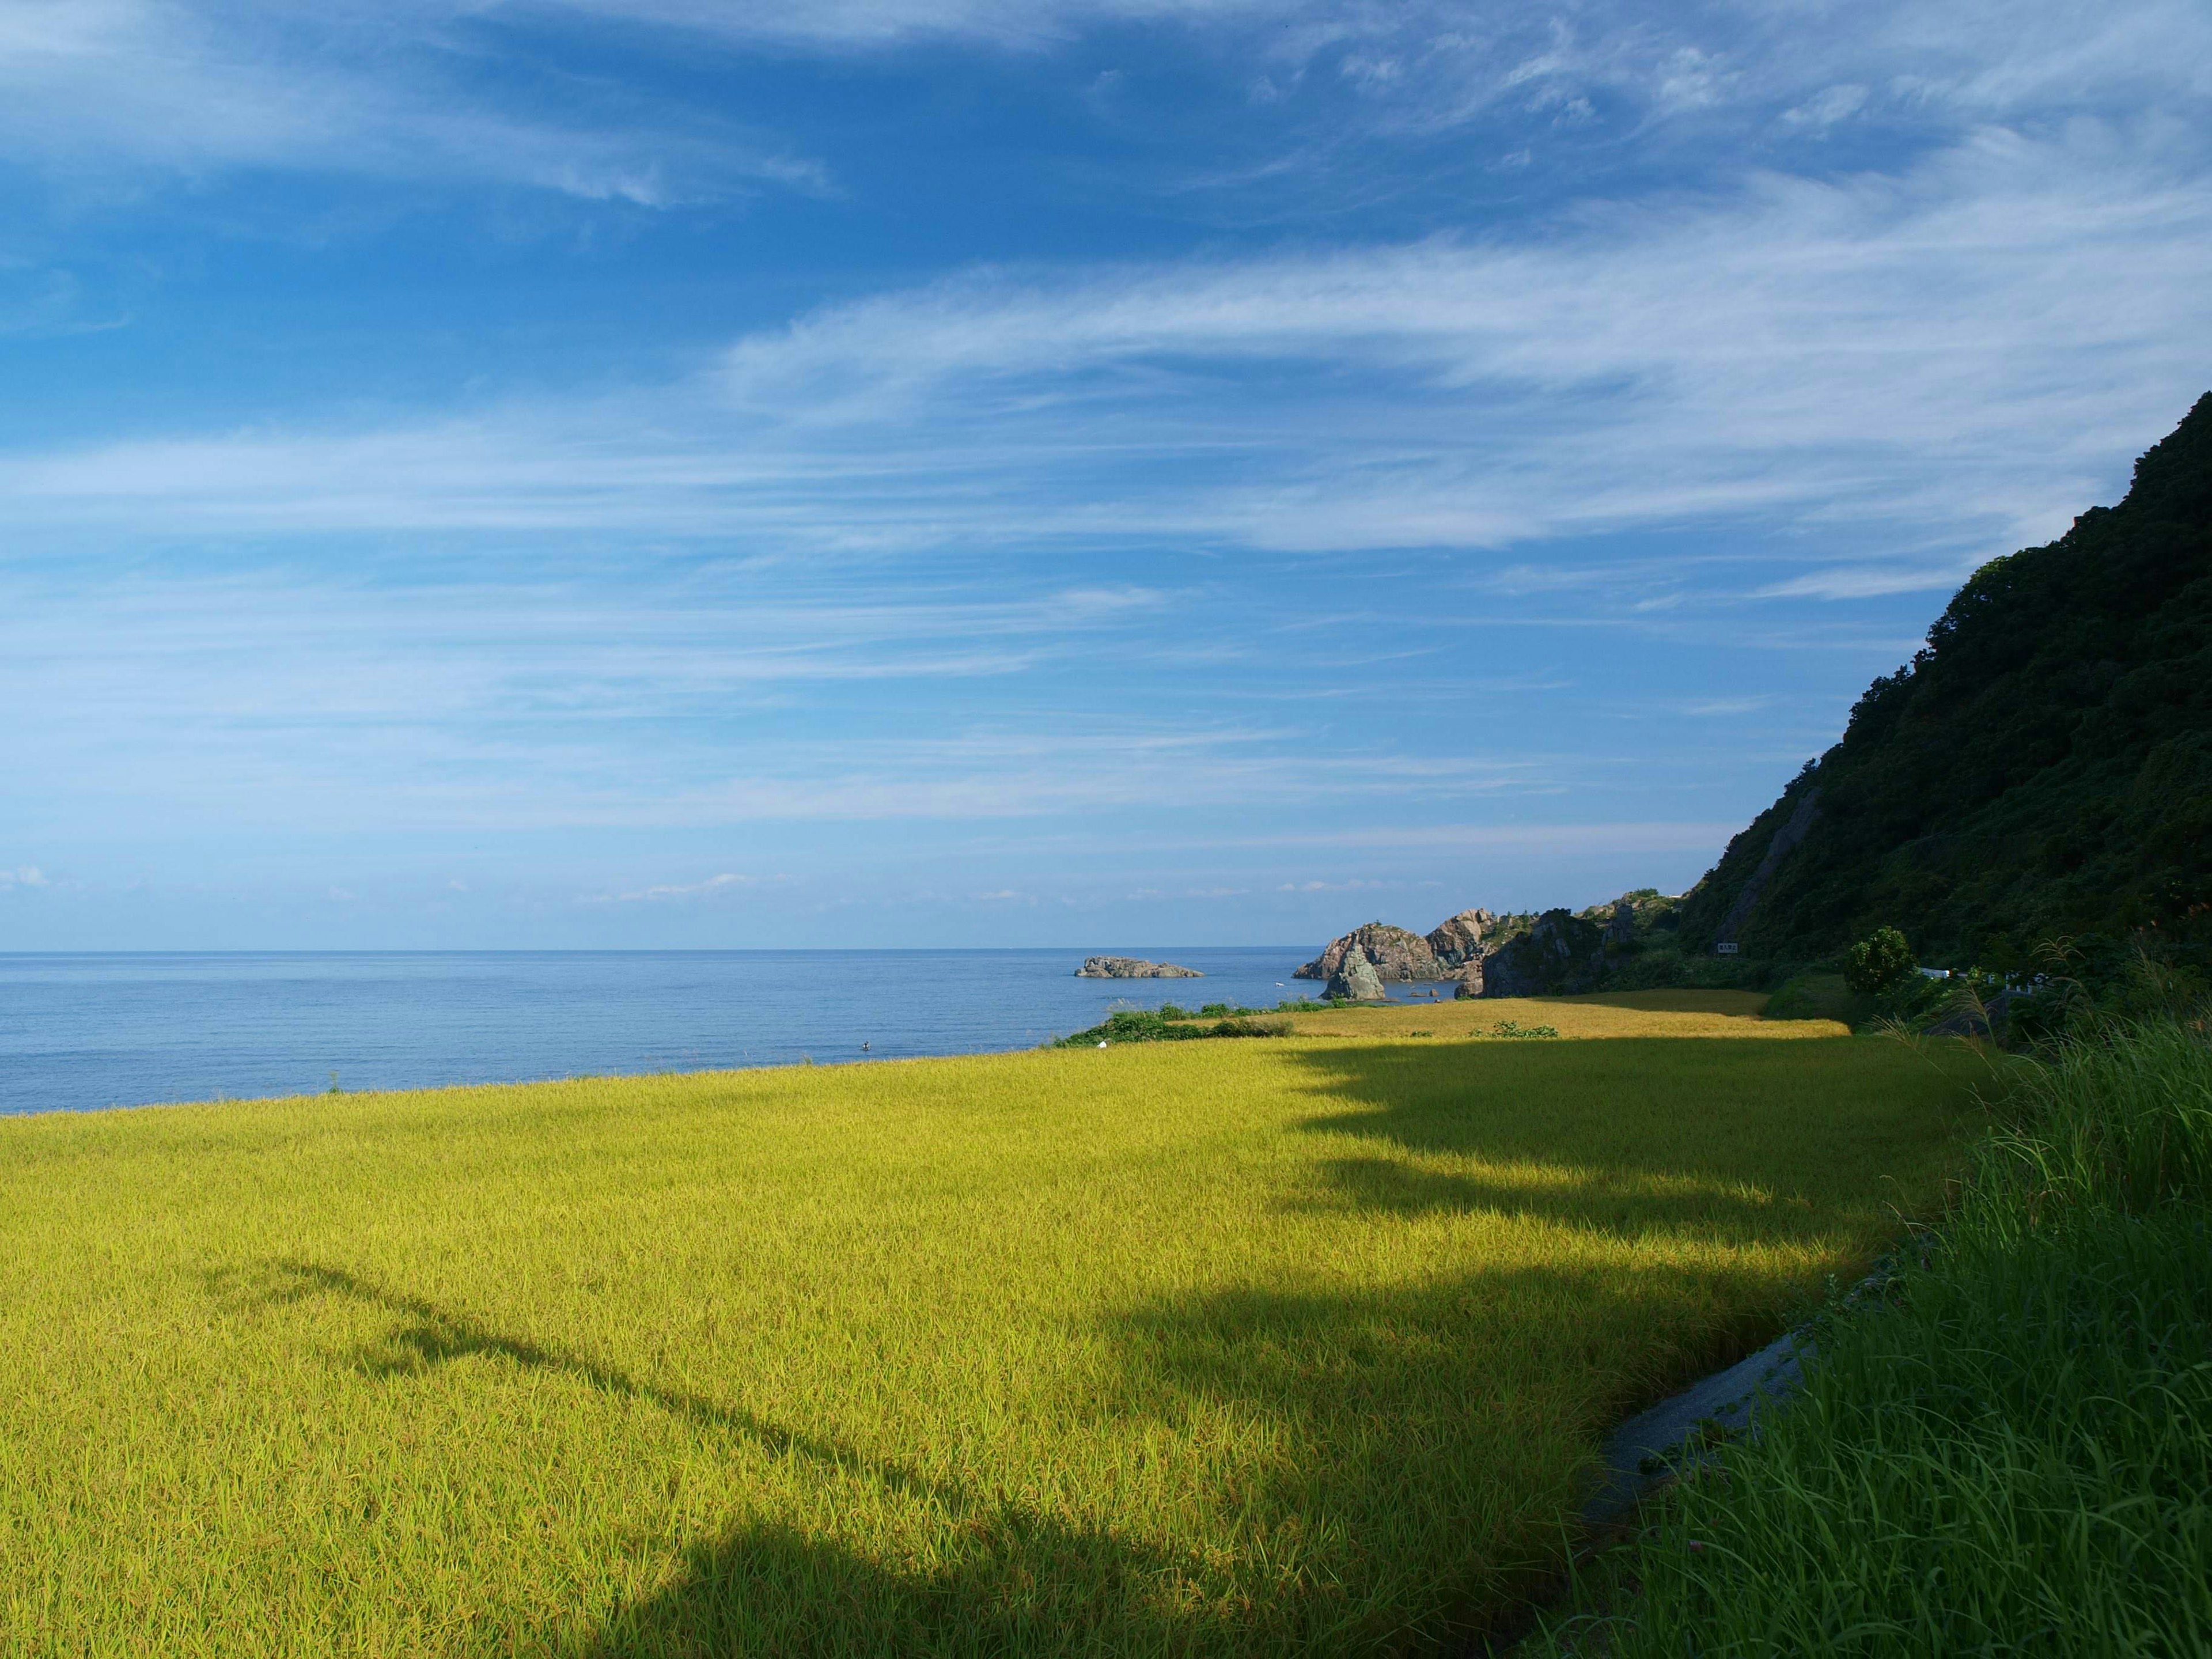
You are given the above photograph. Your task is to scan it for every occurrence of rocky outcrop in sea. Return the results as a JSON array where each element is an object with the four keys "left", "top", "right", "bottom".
[
  {"left": 1325, "top": 950, "right": 1391, "bottom": 1002},
  {"left": 1075, "top": 956, "right": 1203, "bottom": 979},
  {"left": 1294, "top": 923, "right": 1445, "bottom": 982}
]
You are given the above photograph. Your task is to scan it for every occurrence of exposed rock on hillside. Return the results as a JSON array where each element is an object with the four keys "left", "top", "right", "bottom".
[
  {"left": 1452, "top": 964, "right": 1485, "bottom": 999},
  {"left": 1479, "top": 908, "right": 1608, "bottom": 997},
  {"left": 1325, "top": 950, "right": 1390, "bottom": 1002},
  {"left": 1294, "top": 923, "right": 1445, "bottom": 982},
  {"left": 1075, "top": 956, "right": 1203, "bottom": 979},
  {"left": 1426, "top": 908, "right": 1495, "bottom": 969},
  {"left": 1710, "top": 790, "right": 1820, "bottom": 948}
]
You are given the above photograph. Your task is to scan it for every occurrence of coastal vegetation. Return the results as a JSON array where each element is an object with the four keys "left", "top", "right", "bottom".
[
  {"left": 1539, "top": 1013, "right": 2212, "bottom": 1656},
  {"left": 0, "top": 1009, "right": 1979, "bottom": 1654},
  {"left": 1051, "top": 1002, "right": 1292, "bottom": 1046}
]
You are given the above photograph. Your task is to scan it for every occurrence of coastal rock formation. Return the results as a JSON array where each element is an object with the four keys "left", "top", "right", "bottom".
[
  {"left": 1452, "top": 964, "right": 1485, "bottom": 999},
  {"left": 1479, "top": 908, "right": 1607, "bottom": 997},
  {"left": 1603, "top": 899, "right": 1638, "bottom": 948},
  {"left": 1426, "top": 908, "right": 1496, "bottom": 969},
  {"left": 1294, "top": 923, "right": 1445, "bottom": 982},
  {"left": 1075, "top": 956, "right": 1203, "bottom": 979},
  {"left": 1325, "top": 950, "right": 1390, "bottom": 1002}
]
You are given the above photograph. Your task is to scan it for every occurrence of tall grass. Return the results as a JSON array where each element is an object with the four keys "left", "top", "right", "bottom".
[
  {"left": 1986, "top": 1016, "right": 2212, "bottom": 1218},
  {"left": 0, "top": 1025, "right": 1970, "bottom": 1656},
  {"left": 1550, "top": 1018, "right": 2212, "bottom": 1657}
]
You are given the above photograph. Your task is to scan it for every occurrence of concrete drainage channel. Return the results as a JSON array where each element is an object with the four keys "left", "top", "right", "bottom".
[
  {"left": 1586, "top": 1255, "right": 1912, "bottom": 1522},
  {"left": 1472, "top": 1328, "right": 1821, "bottom": 1653},
  {"left": 1481, "top": 1268, "right": 1908, "bottom": 1650},
  {"left": 1582, "top": 1326, "right": 1813, "bottom": 1523}
]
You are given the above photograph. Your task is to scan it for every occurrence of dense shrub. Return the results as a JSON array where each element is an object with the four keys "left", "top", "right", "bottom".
[
  {"left": 1842, "top": 926, "right": 1916, "bottom": 995},
  {"left": 1052, "top": 1006, "right": 1290, "bottom": 1046}
]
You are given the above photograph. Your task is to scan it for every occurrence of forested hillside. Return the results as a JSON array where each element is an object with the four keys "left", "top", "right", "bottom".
[{"left": 1677, "top": 393, "right": 2212, "bottom": 969}]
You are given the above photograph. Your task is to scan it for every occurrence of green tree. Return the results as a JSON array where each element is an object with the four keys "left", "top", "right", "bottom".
[{"left": 1844, "top": 927, "right": 1916, "bottom": 995}]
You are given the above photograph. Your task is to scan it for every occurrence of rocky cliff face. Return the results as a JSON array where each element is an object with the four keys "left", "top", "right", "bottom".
[
  {"left": 1294, "top": 923, "right": 1445, "bottom": 982},
  {"left": 1296, "top": 896, "right": 1676, "bottom": 999},
  {"left": 1075, "top": 956, "right": 1203, "bottom": 979},
  {"left": 1426, "top": 908, "right": 1495, "bottom": 969},
  {"left": 1478, "top": 908, "right": 1608, "bottom": 997}
]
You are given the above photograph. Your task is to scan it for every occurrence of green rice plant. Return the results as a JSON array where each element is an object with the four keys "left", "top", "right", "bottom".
[{"left": 0, "top": 1030, "right": 1979, "bottom": 1656}]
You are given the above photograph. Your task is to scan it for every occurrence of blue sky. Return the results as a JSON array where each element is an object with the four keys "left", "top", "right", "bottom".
[{"left": 2, "top": 0, "right": 2207, "bottom": 950}]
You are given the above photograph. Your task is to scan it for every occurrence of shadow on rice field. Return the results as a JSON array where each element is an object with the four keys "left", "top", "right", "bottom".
[{"left": 0, "top": 1024, "right": 1993, "bottom": 1656}]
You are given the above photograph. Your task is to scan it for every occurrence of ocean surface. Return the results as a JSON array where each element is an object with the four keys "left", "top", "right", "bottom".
[{"left": 0, "top": 949, "right": 1355, "bottom": 1116}]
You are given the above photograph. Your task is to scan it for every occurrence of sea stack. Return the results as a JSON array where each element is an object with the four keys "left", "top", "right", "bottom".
[
  {"left": 1325, "top": 950, "right": 1390, "bottom": 1002},
  {"left": 1075, "top": 956, "right": 1203, "bottom": 979}
]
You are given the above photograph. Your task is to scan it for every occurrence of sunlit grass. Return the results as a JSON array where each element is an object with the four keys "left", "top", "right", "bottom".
[
  {"left": 0, "top": 1020, "right": 1979, "bottom": 1654},
  {"left": 1281, "top": 989, "right": 1849, "bottom": 1041}
]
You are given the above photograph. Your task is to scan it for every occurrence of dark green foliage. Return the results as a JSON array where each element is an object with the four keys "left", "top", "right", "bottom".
[
  {"left": 1842, "top": 926, "right": 1915, "bottom": 994},
  {"left": 1051, "top": 1007, "right": 1290, "bottom": 1047},
  {"left": 1677, "top": 393, "right": 2212, "bottom": 968},
  {"left": 1761, "top": 972, "right": 1871, "bottom": 1025},
  {"left": 1482, "top": 891, "right": 1778, "bottom": 997}
]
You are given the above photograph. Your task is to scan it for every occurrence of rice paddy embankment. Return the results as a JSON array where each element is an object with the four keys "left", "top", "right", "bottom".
[{"left": 0, "top": 1005, "right": 1981, "bottom": 1654}]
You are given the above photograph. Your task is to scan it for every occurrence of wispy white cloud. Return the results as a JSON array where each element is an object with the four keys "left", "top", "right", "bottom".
[
  {"left": 0, "top": 865, "right": 49, "bottom": 889},
  {"left": 596, "top": 871, "right": 763, "bottom": 902},
  {"left": 1248, "top": 821, "right": 1744, "bottom": 854},
  {"left": 1253, "top": 0, "right": 2212, "bottom": 139},
  {"left": 0, "top": 567, "right": 1560, "bottom": 835},
  {"left": 9, "top": 124, "right": 2205, "bottom": 586},
  {"left": 529, "top": 0, "right": 1278, "bottom": 51},
  {"left": 6, "top": 0, "right": 2203, "bottom": 221},
  {"left": 0, "top": 0, "right": 826, "bottom": 201},
  {"left": 1676, "top": 696, "right": 1774, "bottom": 718},
  {"left": 1756, "top": 564, "right": 1974, "bottom": 600}
]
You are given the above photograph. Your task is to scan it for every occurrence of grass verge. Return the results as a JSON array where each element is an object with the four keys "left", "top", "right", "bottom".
[
  {"left": 0, "top": 1020, "right": 1974, "bottom": 1654},
  {"left": 1535, "top": 1018, "right": 2212, "bottom": 1656}
]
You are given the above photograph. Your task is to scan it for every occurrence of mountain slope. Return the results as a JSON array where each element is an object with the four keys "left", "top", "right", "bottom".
[{"left": 1677, "top": 393, "right": 2212, "bottom": 969}]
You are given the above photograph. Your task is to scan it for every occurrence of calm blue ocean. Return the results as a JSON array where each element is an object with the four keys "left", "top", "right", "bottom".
[{"left": 0, "top": 949, "right": 1345, "bottom": 1116}]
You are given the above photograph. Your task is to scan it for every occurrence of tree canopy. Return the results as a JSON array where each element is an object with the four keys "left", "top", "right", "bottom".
[{"left": 1677, "top": 393, "right": 2212, "bottom": 969}]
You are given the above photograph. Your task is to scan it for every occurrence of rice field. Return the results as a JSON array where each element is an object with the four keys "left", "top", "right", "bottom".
[{"left": 0, "top": 1006, "right": 1984, "bottom": 1655}]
